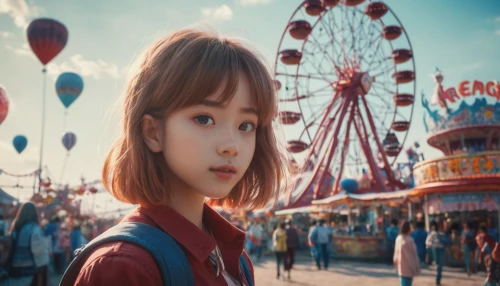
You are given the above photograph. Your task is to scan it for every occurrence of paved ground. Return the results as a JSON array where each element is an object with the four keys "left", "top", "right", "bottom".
[
  {"left": 252, "top": 255, "right": 485, "bottom": 286},
  {"left": 47, "top": 256, "right": 485, "bottom": 286}
]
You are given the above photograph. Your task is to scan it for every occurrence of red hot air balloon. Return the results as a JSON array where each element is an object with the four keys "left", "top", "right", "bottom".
[
  {"left": 27, "top": 18, "right": 68, "bottom": 65},
  {"left": 0, "top": 86, "right": 8, "bottom": 125}
]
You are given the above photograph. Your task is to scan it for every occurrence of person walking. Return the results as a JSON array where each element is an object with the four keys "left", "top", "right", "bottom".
[
  {"left": 5, "top": 202, "right": 50, "bottom": 286},
  {"left": 411, "top": 221, "right": 428, "bottom": 268},
  {"left": 248, "top": 220, "right": 264, "bottom": 262},
  {"left": 272, "top": 222, "right": 287, "bottom": 280},
  {"left": 70, "top": 224, "right": 87, "bottom": 261},
  {"left": 308, "top": 220, "right": 318, "bottom": 265},
  {"left": 462, "top": 221, "right": 478, "bottom": 276},
  {"left": 476, "top": 224, "right": 500, "bottom": 286},
  {"left": 44, "top": 216, "right": 65, "bottom": 274},
  {"left": 387, "top": 218, "right": 399, "bottom": 265},
  {"left": 394, "top": 220, "right": 420, "bottom": 286},
  {"left": 310, "top": 219, "right": 331, "bottom": 270},
  {"left": 426, "top": 221, "right": 449, "bottom": 286},
  {"left": 284, "top": 218, "right": 299, "bottom": 280}
]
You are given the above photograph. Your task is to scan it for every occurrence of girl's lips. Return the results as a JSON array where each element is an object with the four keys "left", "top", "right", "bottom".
[{"left": 210, "top": 170, "right": 234, "bottom": 180}]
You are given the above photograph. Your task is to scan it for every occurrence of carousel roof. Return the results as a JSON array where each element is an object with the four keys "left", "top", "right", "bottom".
[
  {"left": 311, "top": 190, "right": 411, "bottom": 206},
  {"left": 424, "top": 98, "right": 500, "bottom": 141},
  {"left": 0, "top": 188, "right": 17, "bottom": 205}
]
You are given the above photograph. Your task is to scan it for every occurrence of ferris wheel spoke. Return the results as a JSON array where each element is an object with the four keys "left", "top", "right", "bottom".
[
  {"left": 370, "top": 84, "right": 396, "bottom": 96},
  {"left": 276, "top": 72, "right": 332, "bottom": 82},
  {"left": 368, "top": 87, "right": 397, "bottom": 115},
  {"left": 371, "top": 65, "right": 396, "bottom": 79},
  {"left": 313, "top": 19, "right": 345, "bottom": 74},
  {"left": 364, "top": 38, "right": 385, "bottom": 71}
]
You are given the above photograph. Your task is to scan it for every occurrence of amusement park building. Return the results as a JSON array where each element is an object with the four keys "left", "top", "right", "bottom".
[
  {"left": 410, "top": 77, "right": 500, "bottom": 217},
  {"left": 409, "top": 76, "right": 500, "bottom": 265}
]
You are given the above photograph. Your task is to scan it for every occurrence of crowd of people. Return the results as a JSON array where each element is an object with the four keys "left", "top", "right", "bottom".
[
  {"left": 0, "top": 202, "right": 115, "bottom": 285},
  {"left": 390, "top": 217, "right": 500, "bottom": 286}
]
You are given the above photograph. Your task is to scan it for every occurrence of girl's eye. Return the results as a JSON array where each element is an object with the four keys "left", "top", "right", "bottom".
[
  {"left": 194, "top": 115, "right": 214, "bottom": 125},
  {"left": 239, "top": 122, "right": 256, "bottom": 132}
]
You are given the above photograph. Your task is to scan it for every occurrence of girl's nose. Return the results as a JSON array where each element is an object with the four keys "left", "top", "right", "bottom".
[{"left": 217, "top": 141, "right": 239, "bottom": 157}]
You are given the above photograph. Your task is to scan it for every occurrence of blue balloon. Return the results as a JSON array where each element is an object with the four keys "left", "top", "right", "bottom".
[
  {"left": 55, "top": 72, "right": 83, "bottom": 108},
  {"left": 340, "top": 178, "right": 359, "bottom": 193},
  {"left": 13, "top": 135, "right": 27, "bottom": 154},
  {"left": 62, "top": 132, "right": 77, "bottom": 151}
]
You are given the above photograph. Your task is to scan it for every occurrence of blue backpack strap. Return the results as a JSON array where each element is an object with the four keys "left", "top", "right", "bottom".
[
  {"left": 60, "top": 222, "right": 194, "bottom": 286},
  {"left": 239, "top": 254, "right": 254, "bottom": 286}
]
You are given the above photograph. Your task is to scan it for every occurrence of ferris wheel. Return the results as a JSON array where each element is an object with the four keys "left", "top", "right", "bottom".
[{"left": 275, "top": 0, "right": 416, "bottom": 200}]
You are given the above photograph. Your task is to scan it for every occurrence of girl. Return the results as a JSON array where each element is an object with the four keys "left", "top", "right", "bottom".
[
  {"left": 5, "top": 202, "right": 50, "bottom": 286},
  {"left": 393, "top": 220, "right": 420, "bottom": 286},
  {"left": 272, "top": 222, "right": 287, "bottom": 280},
  {"left": 71, "top": 28, "right": 285, "bottom": 285}
]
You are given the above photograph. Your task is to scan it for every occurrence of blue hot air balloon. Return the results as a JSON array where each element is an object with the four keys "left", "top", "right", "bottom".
[
  {"left": 13, "top": 135, "right": 28, "bottom": 154},
  {"left": 56, "top": 72, "right": 83, "bottom": 108},
  {"left": 340, "top": 178, "right": 359, "bottom": 193},
  {"left": 62, "top": 132, "right": 76, "bottom": 151}
]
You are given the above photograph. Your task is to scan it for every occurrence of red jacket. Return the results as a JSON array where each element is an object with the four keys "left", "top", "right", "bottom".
[{"left": 73, "top": 204, "right": 254, "bottom": 285}]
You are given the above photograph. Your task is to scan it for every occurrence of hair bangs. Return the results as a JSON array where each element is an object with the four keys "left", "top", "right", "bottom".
[{"left": 170, "top": 37, "right": 241, "bottom": 111}]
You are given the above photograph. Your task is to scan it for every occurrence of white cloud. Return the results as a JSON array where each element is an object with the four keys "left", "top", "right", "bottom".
[
  {"left": 0, "top": 30, "right": 14, "bottom": 37},
  {"left": 201, "top": 4, "right": 233, "bottom": 21},
  {"left": 47, "top": 54, "right": 120, "bottom": 80},
  {"left": 0, "top": 0, "right": 39, "bottom": 28},
  {"left": 0, "top": 140, "right": 39, "bottom": 170},
  {"left": 495, "top": 16, "right": 500, "bottom": 22},
  {"left": 496, "top": 29, "right": 500, "bottom": 36},
  {"left": 236, "top": 0, "right": 272, "bottom": 5},
  {"left": 5, "top": 42, "right": 34, "bottom": 58}
]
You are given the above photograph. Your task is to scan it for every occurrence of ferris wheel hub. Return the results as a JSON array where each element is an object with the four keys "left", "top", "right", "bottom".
[{"left": 337, "top": 72, "right": 372, "bottom": 95}]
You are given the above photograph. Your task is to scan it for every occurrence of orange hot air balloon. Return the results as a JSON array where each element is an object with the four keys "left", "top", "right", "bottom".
[{"left": 0, "top": 86, "right": 8, "bottom": 125}]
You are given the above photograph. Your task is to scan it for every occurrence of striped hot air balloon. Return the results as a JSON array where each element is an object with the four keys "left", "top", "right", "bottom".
[
  {"left": 26, "top": 18, "right": 68, "bottom": 65},
  {"left": 62, "top": 132, "right": 77, "bottom": 151},
  {"left": 56, "top": 72, "right": 83, "bottom": 108}
]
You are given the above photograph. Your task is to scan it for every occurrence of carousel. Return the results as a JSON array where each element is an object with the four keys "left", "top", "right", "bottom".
[
  {"left": 270, "top": 0, "right": 416, "bottom": 259},
  {"left": 409, "top": 70, "right": 500, "bottom": 266}
]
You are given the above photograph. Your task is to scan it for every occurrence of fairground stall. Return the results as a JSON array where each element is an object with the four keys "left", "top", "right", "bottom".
[
  {"left": 410, "top": 70, "right": 500, "bottom": 266},
  {"left": 271, "top": 0, "right": 416, "bottom": 259},
  {"left": 311, "top": 188, "right": 413, "bottom": 261}
]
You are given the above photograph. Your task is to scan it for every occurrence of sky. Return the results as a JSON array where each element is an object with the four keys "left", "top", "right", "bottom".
[{"left": 0, "top": 0, "right": 499, "bottom": 206}]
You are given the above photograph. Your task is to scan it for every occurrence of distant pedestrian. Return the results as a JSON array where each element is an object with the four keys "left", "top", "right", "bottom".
[
  {"left": 248, "top": 220, "right": 264, "bottom": 262},
  {"left": 308, "top": 220, "right": 318, "bottom": 262},
  {"left": 284, "top": 218, "right": 299, "bottom": 279},
  {"left": 386, "top": 218, "right": 399, "bottom": 264},
  {"left": 411, "top": 221, "right": 428, "bottom": 268},
  {"left": 272, "top": 222, "right": 287, "bottom": 279},
  {"left": 310, "top": 219, "right": 331, "bottom": 270},
  {"left": 462, "top": 221, "right": 477, "bottom": 276},
  {"left": 426, "top": 221, "right": 450, "bottom": 286},
  {"left": 476, "top": 224, "right": 499, "bottom": 286},
  {"left": 5, "top": 202, "right": 50, "bottom": 286},
  {"left": 70, "top": 224, "right": 87, "bottom": 261},
  {"left": 394, "top": 220, "right": 420, "bottom": 286}
]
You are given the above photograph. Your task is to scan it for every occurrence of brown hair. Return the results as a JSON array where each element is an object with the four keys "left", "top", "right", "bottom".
[
  {"left": 9, "top": 202, "right": 39, "bottom": 234},
  {"left": 400, "top": 220, "right": 411, "bottom": 235},
  {"left": 103, "top": 28, "right": 285, "bottom": 210}
]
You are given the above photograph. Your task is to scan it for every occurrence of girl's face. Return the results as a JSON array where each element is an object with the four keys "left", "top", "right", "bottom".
[{"left": 160, "top": 73, "right": 257, "bottom": 200}]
